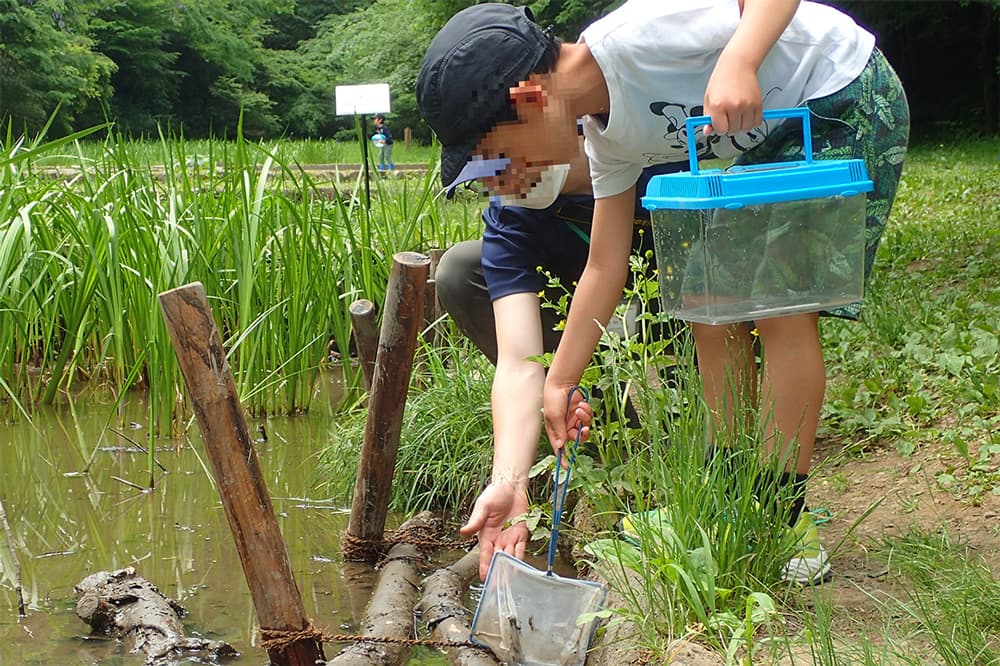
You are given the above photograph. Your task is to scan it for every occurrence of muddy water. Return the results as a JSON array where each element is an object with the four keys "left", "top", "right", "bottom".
[{"left": 0, "top": 376, "right": 451, "bottom": 665}]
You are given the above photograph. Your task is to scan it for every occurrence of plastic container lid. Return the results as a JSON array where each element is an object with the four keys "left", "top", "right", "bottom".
[{"left": 641, "top": 107, "right": 874, "bottom": 211}]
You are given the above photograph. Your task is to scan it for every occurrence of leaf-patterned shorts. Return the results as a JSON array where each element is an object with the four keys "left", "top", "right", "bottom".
[{"left": 735, "top": 48, "right": 911, "bottom": 320}]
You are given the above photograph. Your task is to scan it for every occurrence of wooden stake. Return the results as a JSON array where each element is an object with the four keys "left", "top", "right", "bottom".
[
  {"left": 349, "top": 299, "right": 378, "bottom": 391},
  {"left": 159, "top": 283, "right": 324, "bottom": 666},
  {"left": 422, "top": 248, "right": 445, "bottom": 345},
  {"left": 347, "top": 252, "right": 430, "bottom": 548},
  {"left": 427, "top": 247, "right": 445, "bottom": 323}
]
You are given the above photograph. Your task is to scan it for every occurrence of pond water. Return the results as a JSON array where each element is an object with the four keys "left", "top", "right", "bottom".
[{"left": 0, "top": 374, "right": 463, "bottom": 665}]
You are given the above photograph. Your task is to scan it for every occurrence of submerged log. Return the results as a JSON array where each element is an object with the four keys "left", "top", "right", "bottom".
[
  {"left": 74, "top": 567, "right": 237, "bottom": 665},
  {"left": 327, "top": 511, "right": 437, "bottom": 666},
  {"left": 417, "top": 548, "right": 499, "bottom": 666}
]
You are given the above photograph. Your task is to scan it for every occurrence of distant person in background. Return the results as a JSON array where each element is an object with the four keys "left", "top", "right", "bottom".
[{"left": 372, "top": 113, "right": 394, "bottom": 171}]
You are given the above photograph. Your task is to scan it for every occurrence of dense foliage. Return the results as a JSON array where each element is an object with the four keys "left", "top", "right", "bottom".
[{"left": 1, "top": 0, "right": 998, "bottom": 140}]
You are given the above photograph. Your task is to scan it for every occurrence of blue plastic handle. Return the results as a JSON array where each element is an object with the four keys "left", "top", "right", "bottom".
[{"left": 684, "top": 107, "right": 814, "bottom": 174}]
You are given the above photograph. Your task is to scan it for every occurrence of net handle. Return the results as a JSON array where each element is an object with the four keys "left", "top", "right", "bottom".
[{"left": 547, "top": 385, "right": 589, "bottom": 575}]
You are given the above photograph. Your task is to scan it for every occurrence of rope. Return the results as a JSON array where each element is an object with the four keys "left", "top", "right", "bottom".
[
  {"left": 258, "top": 622, "right": 485, "bottom": 652},
  {"left": 340, "top": 525, "right": 475, "bottom": 562}
]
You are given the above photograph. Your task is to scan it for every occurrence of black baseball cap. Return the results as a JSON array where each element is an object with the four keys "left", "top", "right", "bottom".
[{"left": 416, "top": 3, "right": 552, "bottom": 190}]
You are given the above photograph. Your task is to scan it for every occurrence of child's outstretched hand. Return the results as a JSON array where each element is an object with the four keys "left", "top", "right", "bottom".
[
  {"left": 542, "top": 383, "right": 592, "bottom": 462},
  {"left": 460, "top": 481, "right": 530, "bottom": 581}
]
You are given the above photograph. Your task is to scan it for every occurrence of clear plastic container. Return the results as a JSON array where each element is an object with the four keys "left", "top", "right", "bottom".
[
  {"left": 642, "top": 108, "right": 872, "bottom": 325},
  {"left": 469, "top": 551, "right": 606, "bottom": 666}
]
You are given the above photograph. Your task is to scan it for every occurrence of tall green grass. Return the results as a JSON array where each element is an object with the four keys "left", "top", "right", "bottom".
[
  {"left": 0, "top": 123, "right": 479, "bottom": 430},
  {"left": 820, "top": 140, "right": 1000, "bottom": 484},
  {"left": 50, "top": 135, "right": 440, "bottom": 168},
  {"left": 316, "top": 326, "right": 496, "bottom": 514},
  {"left": 311, "top": 138, "right": 1000, "bottom": 662}
]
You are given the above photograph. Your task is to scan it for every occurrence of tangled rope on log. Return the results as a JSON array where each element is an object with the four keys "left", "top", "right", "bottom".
[
  {"left": 258, "top": 622, "right": 484, "bottom": 652},
  {"left": 340, "top": 521, "right": 474, "bottom": 562}
]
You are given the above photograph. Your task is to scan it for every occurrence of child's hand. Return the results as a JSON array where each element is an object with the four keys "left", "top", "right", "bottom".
[
  {"left": 542, "top": 382, "right": 592, "bottom": 461},
  {"left": 703, "top": 55, "right": 763, "bottom": 136},
  {"left": 460, "top": 481, "right": 530, "bottom": 581}
]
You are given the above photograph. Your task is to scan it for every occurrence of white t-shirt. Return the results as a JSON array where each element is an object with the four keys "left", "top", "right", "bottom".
[{"left": 579, "top": 0, "right": 876, "bottom": 198}]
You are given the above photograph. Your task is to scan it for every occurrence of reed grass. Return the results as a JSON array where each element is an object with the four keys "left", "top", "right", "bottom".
[
  {"left": 315, "top": 325, "right": 496, "bottom": 514},
  {"left": 0, "top": 122, "right": 478, "bottom": 434},
  {"left": 45, "top": 135, "right": 440, "bottom": 168}
]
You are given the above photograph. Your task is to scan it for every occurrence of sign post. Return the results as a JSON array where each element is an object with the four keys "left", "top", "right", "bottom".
[{"left": 335, "top": 84, "right": 391, "bottom": 208}]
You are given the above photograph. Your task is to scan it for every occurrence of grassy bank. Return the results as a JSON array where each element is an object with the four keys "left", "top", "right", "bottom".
[{"left": 319, "top": 136, "right": 1000, "bottom": 662}]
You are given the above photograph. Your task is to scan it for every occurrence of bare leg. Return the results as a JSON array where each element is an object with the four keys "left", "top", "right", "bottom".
[
  {"left": 754, "top": 313, "right": 825, "bottom": 475},
  {"left": 691, "top": 321, "right": 758, "bottom": 444}
]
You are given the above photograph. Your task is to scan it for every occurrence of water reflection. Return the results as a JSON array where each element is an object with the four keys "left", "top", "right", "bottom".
[{"left": 0, "top": 373, "right": 447, "bottom": 664}]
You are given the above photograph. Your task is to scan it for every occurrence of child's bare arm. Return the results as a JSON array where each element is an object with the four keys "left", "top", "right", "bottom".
[
  {"left": 704, "top": 0, "right": 801, "bottom": 134},
  {"left": 543, "top": 187, "right": 635, "bottom": 449}
]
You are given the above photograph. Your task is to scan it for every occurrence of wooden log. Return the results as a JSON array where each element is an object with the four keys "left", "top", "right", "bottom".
[
  {"left": 422, "top": 277, "right": 438, "bottom": 346},
  {"left": 349, "top": 298, "right": 378, "bottom": 391},
  {"left": 158, "top": 283, "right": 324, "bottom": 666},
  {"left": 74, "top": 567, "right": 237, "bottom": 665},
  {"left": 417, "top": 549, "right": 500, "bottom": 666},
  {"left": 328, "top": 511, "right": 438, "bottom": 666},
  {"left": 347, "top": 252, "right": 430, "bottom": 550}
]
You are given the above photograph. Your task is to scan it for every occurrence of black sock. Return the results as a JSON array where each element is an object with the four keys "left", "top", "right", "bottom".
[
  {"left": 754, "top": 471, "right": 808, "bottom": 527},
  {"left": 779, "top": 472, "right": 808, "bottom": 527}
]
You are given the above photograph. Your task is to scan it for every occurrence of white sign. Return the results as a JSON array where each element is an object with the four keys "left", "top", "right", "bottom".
[{"left": 335, "top": 83, "right": 391, "bottom": 116}]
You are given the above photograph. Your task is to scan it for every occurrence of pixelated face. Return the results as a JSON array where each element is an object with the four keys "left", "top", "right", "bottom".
[{"left": 470, "top": 79, "right": 578, "bottom": 197}]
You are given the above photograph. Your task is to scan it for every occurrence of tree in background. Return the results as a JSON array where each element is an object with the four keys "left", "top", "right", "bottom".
[
  {"left": 80, "top": 0, "right": 182, "bottom": 134},
  {"left": 1, "top": 0, "right": 996, "bottom": 140},
  {"left": 529, "top": 0, "right": 624, "bottom": 41},
  {"left": 302, "top": 0, "right": 462, "bottom": 143},
  {"left": 0, "top": 0, "right": 114, "bottom": 134},
  {"left": 834, "top": 0, "right": 1000, "bottom": 135}
]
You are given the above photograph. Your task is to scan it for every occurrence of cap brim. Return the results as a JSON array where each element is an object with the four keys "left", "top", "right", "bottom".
[
  {"left": 439, "top": 136, "right": 479, "bottom": 189},
  {"left": 443, "top": 157, "right": 511, "bottom": 195}
]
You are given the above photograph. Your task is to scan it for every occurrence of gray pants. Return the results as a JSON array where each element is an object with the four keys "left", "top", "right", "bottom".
[
  {"left": 435, "top": 239, "right": 566, "bottom": 366},
  {"left": 378, "top": 143, "right": 393, "bottom": 168}
]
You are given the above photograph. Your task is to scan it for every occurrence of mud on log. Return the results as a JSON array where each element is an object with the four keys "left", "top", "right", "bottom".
[{"left": 74, "top": 567, "right": 237, "bottom": 665}]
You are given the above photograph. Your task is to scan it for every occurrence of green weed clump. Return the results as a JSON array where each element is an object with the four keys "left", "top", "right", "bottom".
[
  {"left": 0, "top": 121, "right": 478, "bottom": 431},
  {"left": 316, "top": 328, "right": 496, "bottom": 515}
]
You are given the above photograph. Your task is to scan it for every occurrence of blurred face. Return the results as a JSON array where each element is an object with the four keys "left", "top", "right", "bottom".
[{"left": 471, "top": 79, "right": 578, "bottom": 198}]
